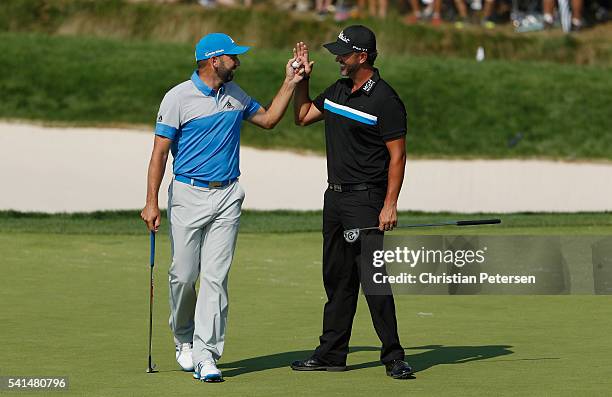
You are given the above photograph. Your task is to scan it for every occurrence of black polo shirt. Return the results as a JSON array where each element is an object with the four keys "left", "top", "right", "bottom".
[{"left": 313, "top": 69, "right": 407, "bottom": 185}]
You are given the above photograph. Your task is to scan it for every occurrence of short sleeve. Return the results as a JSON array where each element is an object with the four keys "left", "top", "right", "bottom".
[
  {"left": 243, "top": 97, "right": 261, "bottom": 120},
  {"left": 313, "top": 82, "right": 337, "bottom": 112},
  {"left": 378, "top": 96, "right": 407, "bottom": 141},
  {"left": 313, "top": 91, "right": 326, "bottom": 112},
  {"left": 154, "top": 91, "right": 180, "bottom": 140}
]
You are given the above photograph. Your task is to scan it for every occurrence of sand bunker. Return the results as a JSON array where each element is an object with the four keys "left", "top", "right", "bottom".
[{"left": 1, "top": 122, "right": 610, "bottom": 213}]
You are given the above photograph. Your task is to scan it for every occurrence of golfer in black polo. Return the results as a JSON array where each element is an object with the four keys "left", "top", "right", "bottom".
[{"left": 290, "top": 25, "right": 413, "bottom": 379}]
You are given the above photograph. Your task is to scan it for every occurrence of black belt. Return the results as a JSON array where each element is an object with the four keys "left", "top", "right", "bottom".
[{"left": 328, "top": 183, "right": 384, "bottom": 192}]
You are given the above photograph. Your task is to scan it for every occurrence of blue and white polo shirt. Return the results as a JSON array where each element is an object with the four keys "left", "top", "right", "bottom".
[{"left": 155, "top": 71, "right": 261, "bottom": 182}]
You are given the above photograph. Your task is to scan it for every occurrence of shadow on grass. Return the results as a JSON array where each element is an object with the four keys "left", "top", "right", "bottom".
[
  {"left": 153, "top": 369, "right": 187, "bottom": 374},
  {"left": 219, "top": 349, "right": 312, "bottom": 378},
  {"left": 218, "top": 344, "right": 518, "bottom": 378},
  {"left": 409, "top": 344, "right": 514, "bottom": 372}
]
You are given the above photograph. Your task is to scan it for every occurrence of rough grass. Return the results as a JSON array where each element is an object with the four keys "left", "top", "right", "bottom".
[
  {"left": 2, "top": 0, "right": 612, "bottom": 65},
  {"left": 1, "top": 32, "right": 611, "bottom": 159}
]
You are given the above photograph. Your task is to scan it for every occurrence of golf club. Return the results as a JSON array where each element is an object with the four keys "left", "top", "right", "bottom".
[
  {"left": 147, "top": 231, "right": 158, "bottom": 374},
  {"left": 343, "top": 218, "right": 502, "bottom": 243}
]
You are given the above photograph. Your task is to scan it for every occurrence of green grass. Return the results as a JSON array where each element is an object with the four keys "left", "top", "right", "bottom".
[
  {"left": 1, "top": 32, "right": 611, "bottom": 159},
  {"left": 2, "top": 0, "right": 612, "bottom": 65},
  {"left": 2, "top": 210, "right": 612, "bottom": 235},
  {"left": 1, "top": 230, "right": 611, "bottom": 396}
]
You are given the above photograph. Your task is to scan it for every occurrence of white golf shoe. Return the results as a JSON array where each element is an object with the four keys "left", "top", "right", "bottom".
[
  {"left": 193, "top": 360, "right": 223, "bottom": 382},
  {"left": 175, "top": 342, "right": 194, "bottom": 372}
]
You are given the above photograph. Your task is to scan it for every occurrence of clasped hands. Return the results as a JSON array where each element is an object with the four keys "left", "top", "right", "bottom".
[{"left": 285, "top": 42, "right": 315, "bottom": 84}]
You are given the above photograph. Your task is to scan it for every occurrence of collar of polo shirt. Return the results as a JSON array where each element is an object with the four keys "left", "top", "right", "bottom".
[
  {"left": 190, "top": 70, "right": 225, "bottom": 97},
  {"left": 341, "top": 68, "right": 381, "bottom": 96},
  {"left": 360, "top": 68, "right": 380, "bottom": 95}
]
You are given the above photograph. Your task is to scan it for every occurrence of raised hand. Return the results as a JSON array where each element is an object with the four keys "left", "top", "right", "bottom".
[
  {"left": 285, "top": 52, "right": 304, "bottom": 84},
  {"left": 285, "top": 43, "right": 314, "bottom": 84},
  {"left": 295, "top": 42, "right": 315, "bottom": 78},
  {"left": 285, "top": 56, "right": 302, "bottom": 83}
]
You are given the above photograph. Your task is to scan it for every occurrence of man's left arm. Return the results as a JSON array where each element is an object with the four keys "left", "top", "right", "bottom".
[
  {"left": 379, "top": 137, "right": 406, "bottom": 231},
  {"left": 377, "top": 94, "right": 408, "bottom": 231},
  {"left": 248, "top": 57, "right": 306, "bottom": 129}
]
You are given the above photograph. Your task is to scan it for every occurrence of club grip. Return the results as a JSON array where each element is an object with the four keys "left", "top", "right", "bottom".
[
  {"left": 456, "top": 219, "right": 501, "bottom": 226},
  {"left": 150, "top": 231, "right": 156, "bottom": 268}
]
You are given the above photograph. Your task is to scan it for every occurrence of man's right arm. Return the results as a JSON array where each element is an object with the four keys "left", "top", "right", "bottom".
[
  {"left": 294, "top": 79, "right": 324, "bottom": 126},
  {"left": 141, "top": 135, "right": 172, "bottom": 232},
  {"left": 293, "top": 42, "right": 324, "bottom": 126}
]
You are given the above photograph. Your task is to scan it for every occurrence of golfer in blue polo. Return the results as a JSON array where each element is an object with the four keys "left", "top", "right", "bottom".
[{"left": 141, "top": 33, "right": 306, "bottom": 382}]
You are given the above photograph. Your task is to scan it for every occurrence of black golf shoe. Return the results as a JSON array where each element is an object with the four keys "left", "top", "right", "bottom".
[
  {"left": 290, "top": 357, "right": 347, "bottom": 372},
  {"left": 385, "top": 359, "right": 414, "bottom": 379}
]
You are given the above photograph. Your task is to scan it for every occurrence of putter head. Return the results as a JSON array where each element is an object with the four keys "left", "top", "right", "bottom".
[
  {"left": 343, "top": 228, "right": 360, "bottom": 243},
  {"left": 146, "top": 363, "right": 158, "bottom": 373}
]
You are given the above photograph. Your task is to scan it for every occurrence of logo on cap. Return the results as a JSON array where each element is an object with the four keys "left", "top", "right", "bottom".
[
  {"left": 338, "top": 31, "right": 350, "bottom": 43},
  {"left": 205, "top": 49, "right": 225, "bottom": 57}
]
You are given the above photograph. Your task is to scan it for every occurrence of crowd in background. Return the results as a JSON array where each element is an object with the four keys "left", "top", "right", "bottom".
[{"left": 191, "top": 0, "right": 610, "bottom": 31}]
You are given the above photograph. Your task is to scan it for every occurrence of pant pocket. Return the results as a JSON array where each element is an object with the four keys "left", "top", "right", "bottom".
[{"left": 237, "top": 182, "right": 246, "bottom": 201}]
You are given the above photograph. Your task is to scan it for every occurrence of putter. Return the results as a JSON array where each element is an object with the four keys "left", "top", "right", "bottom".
[
  {"left": 343, "top": 219, "right": 501, "bottom": 243},
  {"left": 147, "top": 231, "right": 158, "bottom": 373}
]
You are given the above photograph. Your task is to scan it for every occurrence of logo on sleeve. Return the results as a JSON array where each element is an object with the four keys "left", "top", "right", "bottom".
[
  {"left": 158, "top": 115, "right": 163, "bottom": 122},
  {"left": 223, "top": 101, "right": 235, "bottom": 110}
]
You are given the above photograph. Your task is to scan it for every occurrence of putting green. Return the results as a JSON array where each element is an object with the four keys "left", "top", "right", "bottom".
[{"left": 1, "top": 232, "right": 611, "bottom": 396}]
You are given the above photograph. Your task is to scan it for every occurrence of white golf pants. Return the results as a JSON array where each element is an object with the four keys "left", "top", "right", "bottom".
[{"left": 167, "top": 178, "right": 244, "bottom": 365}]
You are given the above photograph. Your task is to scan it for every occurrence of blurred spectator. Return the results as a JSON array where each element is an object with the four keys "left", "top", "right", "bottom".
[
  {"left": 206, "top": 0, "right": 252, "bottom": 6},
  {"left": 270, "top": 0, "right": 311, "bottom": 11},
  {"left": 543, "top": 0, "right": 556, "bottom": 26},
  {"left": 452, "top": 0, "right": 470, "bottom": 27},
  {"left": 187, "top": 0, "right": 607, "bottom": 30},
  {"left": 316, "top": 0, "right": 334, "bottom": 15},
  {"left": 358, "top": 0, "right": 389, "bottom": 18},
  {"left": 570, "top": 0, "right": 584, "bottom": 29},
  {"left": 542, "top": 0, "right": 583, "bottom": 29},
  {"left": 334, "top": 0, "right": 353, "bottom": 21},
  {"left": 481, "top": 0, "right": 496, "bottom": 28},
  {"left": 296, "top": 0, "right": 312, "bottom": 11},
  {"left": 451, "top": 0, "right": 496, "bottom": 28},
  {"left": 198, "top": 0, "right": 216, "bottom": 7},
  {"left": 403, "top": 0, "right": 442, "bottom": 25}
]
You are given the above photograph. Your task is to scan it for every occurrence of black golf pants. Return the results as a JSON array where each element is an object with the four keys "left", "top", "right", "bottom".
[{"left": 313, "top": 187, "right": 405, "bottom": 365}]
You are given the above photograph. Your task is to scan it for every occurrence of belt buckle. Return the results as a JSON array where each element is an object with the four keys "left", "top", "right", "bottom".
[
  {"left": 332, "top": 184, "right": 342, "bottom": 192},
  {"left": 209, "top": 181, "right": 222, "bottom": 188}
]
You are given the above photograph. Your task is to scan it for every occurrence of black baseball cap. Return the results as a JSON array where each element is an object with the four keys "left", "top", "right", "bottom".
[{"left": 323, "top": 25, "right": 377, "bottom": 56}]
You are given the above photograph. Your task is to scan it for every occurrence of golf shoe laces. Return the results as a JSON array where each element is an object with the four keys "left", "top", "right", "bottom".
[{"left": 178, "top": 342, "right": 192, "bottom": 352}]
